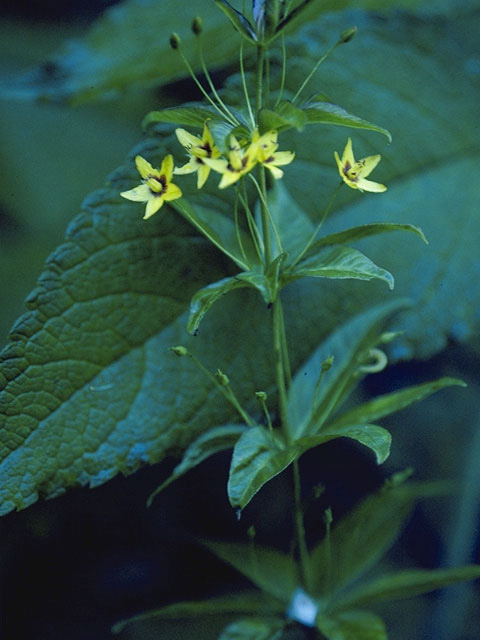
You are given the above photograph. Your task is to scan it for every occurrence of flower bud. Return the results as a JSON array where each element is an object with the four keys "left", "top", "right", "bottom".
[
  {"left": 215, "top": 369, "right": 230, "bottom": 386},
  {"left": 321, "top": 355, "right": 334, "bottom": 372},
  {"left": 339, "top": 26, "right": 357, "bottom": 44},
  {"left": 192, "top": 16, "right": 203, "bottom": 35},
  {"left": 170, "top": 345, "right": 188, "bottom": 357},
  {"left": 169, "top": 32, "right": 181, "bottom": 50},
  {"left": 255, "top": 391, "right": 268, "bottom": 401}
]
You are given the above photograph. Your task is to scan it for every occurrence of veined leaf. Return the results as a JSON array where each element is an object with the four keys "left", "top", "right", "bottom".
[
  {"left": 204, "top": 540, "right": 299, "bottom": 602},
  {"left": 295, "top": 424, "right": 392, "bottom": 465},
  {"left": 213, "top": 0, "right": 258, "bottom": 43},
  {"left": 335, "top": 566, "right": 480, "bottom": 610},
  {"left": 286, "top": 300, "right": 407, "bottom": 441},
  {"left": 228, "top": 426, "right": 297, "bottom": 511},
  {"left": 112, "top": 592, "right": 280, "bottom": 634},
  {"left": 308, "top": 223, "right": 427, "bottom": 252},
  {"left": 143, "top": 106, "right": 228, "bottom": 129},
  {"left": 147, "top": 424, "right": 246, "bottom": 505},
  {"left": 328, "top": 377, "right": 466, "bottom": 431},
  {"left": 309, "top": 474, "right": 442, "bottom": 596},
  {"left": 317, "top": 610, "right": 387, "bottom": 640},
  {"left": 187, "top": 277, "right": 253, "bottom": 334},
  {"left": 301, "top": 101, "right": 391, "bottom": 141},
  {"left": 283, "top": 245, "right": 394, "bottom": 290},
  {"left": 259, "top": 100, "right": 307, "bottom": 132}
]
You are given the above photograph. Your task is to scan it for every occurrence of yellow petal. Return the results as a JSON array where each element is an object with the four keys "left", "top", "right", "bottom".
[
  {"left": 197, "top": 164, "right": 211, "bottom": 189},
  {"left": 203, "top": 157, "right": 229, "bottom": 174},
  {"left": 269, "top": 150, "right": 295, "bottom": 166},
  {"left": 160, "top": 154, "right": 174, "bottom": 182},
  {"left": 356, "top": 154, "right": 381, "bottom": 179},
  {"left": 144, "top": 196, "right": 164, "bottom": 219},
  {"left": 120, "top": 184, "right": 151, "bottom": 201},
  {"left": 218, "top": 170, "right": 243, "bottom": 189},
  {"left": 135, "top": 155, "right": 156, "bottom": 179},
  {"left": 201, "top": 122, "right": 215, "bottom": 148},
  {"left": 174, "top": 161, "right": 197, "bottom": 175},
  {"left": 356, "top": 178, "right": 387, "bottom": 193},
  {"left": 265, "top": 164, "right": 284, "bottom": 180},
  {"left": 334, "top": 151, "right": 344, "bottom": 178},
  {"left": 228, "top": 136, "right": 243, "bottom": 171},
  {"left": 342, "top": 138, "right": 355, "bottom": 167},
  {"left": 176, "top": 128, "right": 202, "bottom": 150},
  {"left": 163, "top": 182, "right": 183, "bottom": 201}
]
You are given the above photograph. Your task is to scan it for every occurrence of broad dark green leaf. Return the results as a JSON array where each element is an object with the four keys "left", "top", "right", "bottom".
[
  {"left": 259, "top": 100, "right": 307, "bottom": 132},
  {"left": 335, "top": 565, "right": 480, "bottom": 610},
  {"left": 228, "top": 426, "right": 297, "bottom": 511},
  {"left": 218, "top": 617, "right": 285, "bottom": 640},
  {"left": 187, "top": 276, "right": 252, "bottom": 334},
  {"left": 147, "top": 424, "right": 246, "bottom": 505},
  {"left": 309, "top": 475, "right": 441, "bottom": 596},
  {"left": 301, "top": 101, "right": 391, "bottom": 141},
  {"left": 286, "top": 300, "right": 407, "bottom": 441},
  {"left": 296, "top": 424, "right": 391, "bottom": 465},
  {"left": 308, "top": 223, "right": 427, "bottom": 252},
  {"left": 283, "top": 245, "right": 394, "bottom": 290},
  {"left": 204, "top": 540, "right": 299, "bottom": 602},
  {"left": 112, "top": 592, "right": 280, "bottom": 634},
  {"left": 317, "top": 610, "right": 387, "bottom": 640},
  {"left": 328, "top": 377, "right": 466, "bottom": 431}
]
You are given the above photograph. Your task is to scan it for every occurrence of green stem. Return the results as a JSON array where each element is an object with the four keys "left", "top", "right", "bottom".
[
  {"left": 256, "top": 44, "right": 265, "bottom": 113},
  {"left": 272, "top": 297, "right": 289, "bottom": 430},
  {"left": 291, "top": 39, "right": 340, "bottom": 104},
  {"left": 290, "top": 181, "right": 342, "bottom": 269},
  {"left": 293, "top": 458, "right": 310, "bottom": 589}
]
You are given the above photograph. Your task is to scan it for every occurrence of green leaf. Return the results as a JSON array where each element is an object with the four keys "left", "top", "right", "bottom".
[
  {"left": 301, "top": 101, "right": 391, "bottom": 141},
  {"left": 316, "top": 610, "right": 387, "bottom": 640},
  {"left": 296, "top": 424, "right": 392, "bottom": 465},
  {"left": 112, "top": 592, "right": 280, "bottom": 634},
  {"left": 172, "top": 197, "right": 254, "bottom": 270},
  {"left": 228, "top": 426, "right": 297, "bottom": 511},
  {"left": 187, "top": 277, "right": 253, "bottom": 334},
  {"left": 259, "top": 100, "right": 307, "bottom": 132},
  {"left": 204, "top": 540, "right": 299, "bottom": 602},
  {"left": 328, "top": 377, "right": 466, "bottom": 431},
  {"left": 309, "top": 474, "right": 440, "bottom": 596},
  {"left": 336, "top": 565, "right": 480, "bottom": 609},
  {"left": 147, "top": 424, "right": 246, "bottom": 505},
  {"left": 143, "top": 106, "right": 227, "bottom": 129},
  {"left": 283, "top": 245, "right": 394, "bottom": 290},
  {"left": 218, "top": 617, "right": 285, "bottom": 640},
  {"left": 308, "top": 223, "right": 428, "bottom": 252},
  {"left": 286, "top": 300, "right": 407, "bottom": 440},
  {"left": 213, "top": 0, "right": 258, "bottom": 44}
]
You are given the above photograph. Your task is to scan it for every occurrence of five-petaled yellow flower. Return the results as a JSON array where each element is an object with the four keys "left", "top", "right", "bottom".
[
  {"left": 251, "top": 129, "right": 295, "bottom": 179},
  {"left": 204, "top": 134, "right": 258, "bottom": 189},
  {"left": 174, "top": 122, "right": 222, "bottom": 188},
  {"left": 120, "top": 155, "right": 182, "bottom": 219},
  {"left": 334, "top": 137, "right": 386, "bottom": 192}
]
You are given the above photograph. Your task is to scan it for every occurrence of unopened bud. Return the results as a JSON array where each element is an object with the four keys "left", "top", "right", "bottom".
[
  {"left": 255, "top": 391, "right": 267, "bottom": 401},
  {"left": 192, "top": 16, "right": 203, "bottom": 35},
  {"left": 339, "top": 26, "right": 357, "bottom": 44},
  {"left": 169, "top": 32, "right": 181, "bottom": 49},
  {"left": 321, "top": 356, "right": 334, "bottom": 373},
  {"left": 215, "top": 369, "right": 230, "bottom": 386},
  {"left": 170, "top": 345, "right": 188, "bottom": 357}
]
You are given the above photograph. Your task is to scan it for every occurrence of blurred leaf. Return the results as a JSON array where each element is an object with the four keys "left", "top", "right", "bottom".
[
  {"left": 147, "top": 424, "right": 246, "bottom": 505},
  {"left": 336, "top": 565, "right": 480, "bottom": 609},
  {"left": 143, "top": 105, "right": 228, "bottom": 129},
  {"left": 259, "top": 100, "right": 307, "bottom": 132},
  {"left": 317, "top": 610, "right": 387, "bottom": 640},
  {"left": 309, "top": 475, "right": 442, "bottom": 596},
  {"left": 112, "top": 592, "right": 279, "bottom": 634},
  {"left": 228, "top": 426, "right": 296, "bottom": 511},
  {"left": 205, "top": 540, "right": 299, "bottom": 602},
  {"left": 328, "top": 377, "right": 466, "bottom": 430},
  {"left": 218, "top": 617, "right": 285, "bottom": 640}
]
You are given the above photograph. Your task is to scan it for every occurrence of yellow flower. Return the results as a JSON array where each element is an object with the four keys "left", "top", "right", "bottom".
[
  {"left": 334, "top": 138, "right": 387, "bottom": 192},
  {"left": 174, "top": 122, "right": 221, "bottom": 189},
  {"left": 204, "top": 135, "right": 258, "bottom": 189},
  {"left": 120, "top": 155, "right": 182, "bottom": 219},
  {"left": 251, "top": 129, "right": 295, "bottom": 179}
]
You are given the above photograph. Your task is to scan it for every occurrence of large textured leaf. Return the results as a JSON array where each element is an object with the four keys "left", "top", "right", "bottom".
[
  {"left": 0, "top": 0, "right": 450, "bottom": 103},
  {"left": 280, "top": 9, "right": 480, "bottom": 359}
]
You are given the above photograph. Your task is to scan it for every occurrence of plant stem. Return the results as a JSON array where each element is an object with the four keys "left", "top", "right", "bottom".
[
  {"left": 293, "top": 457, "right": 310, "bottom": 589},
  {"left": 272, "top": 297, "right": 289, "bottom": 430},
  {"left": 256, "top": 44, "right": 265, "bottom": 113}
]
